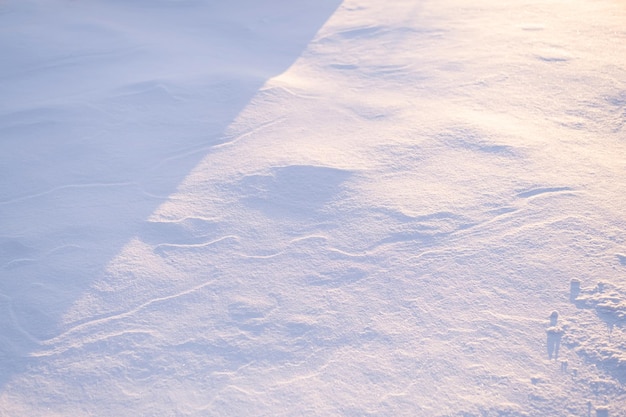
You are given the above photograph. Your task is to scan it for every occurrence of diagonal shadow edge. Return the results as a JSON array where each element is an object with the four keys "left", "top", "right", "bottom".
[{"left": 0, "top": 0, "right": 343, "bottom": 391}]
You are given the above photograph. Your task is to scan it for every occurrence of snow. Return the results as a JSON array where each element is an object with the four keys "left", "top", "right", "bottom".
[{"left": 1, "top": 0, "right": 626, "bottom": 415}]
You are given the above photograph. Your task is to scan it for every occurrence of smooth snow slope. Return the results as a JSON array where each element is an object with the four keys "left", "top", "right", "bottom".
[{"left": 1, "top": 0, "right": 626, "bottom": 416}]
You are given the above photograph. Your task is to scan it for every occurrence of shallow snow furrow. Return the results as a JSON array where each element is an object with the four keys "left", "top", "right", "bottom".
[
  {"left": 0, "top": 182, "right": 136, "bottom": 205},
  {"left": 516, "top": 187, "right": 574, "bottom": 199},
  {"left": 137, "top": 118, "right": 286, "bottom": 178},
  {"left": 153, "top": 235, "right": 239, "bottom": 254},
  {"left": 34, "top": 279, "right": 217, "bottom": 356}
]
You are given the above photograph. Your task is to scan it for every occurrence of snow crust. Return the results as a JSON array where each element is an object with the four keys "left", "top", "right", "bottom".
[{"left": 1, "top": 0, "right": 626, "bottom": 415}]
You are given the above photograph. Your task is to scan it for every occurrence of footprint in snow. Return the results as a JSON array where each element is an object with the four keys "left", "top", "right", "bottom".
[{"left": 546, "top": 310, "right": 563, "bottom": 360}]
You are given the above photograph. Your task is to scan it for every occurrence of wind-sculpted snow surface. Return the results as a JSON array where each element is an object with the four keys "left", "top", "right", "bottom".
[{"left": 2, "top": 0, "right": 626, "bottom": 416}]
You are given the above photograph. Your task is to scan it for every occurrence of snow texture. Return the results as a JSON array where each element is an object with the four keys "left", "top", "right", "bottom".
[{"left": 1, "top": 0, "right": 626, "bottom": 416}]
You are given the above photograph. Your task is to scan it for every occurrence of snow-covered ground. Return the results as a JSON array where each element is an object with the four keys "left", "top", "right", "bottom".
[{"left": 2, "top": 0, "right": 626, "bottom": 415}]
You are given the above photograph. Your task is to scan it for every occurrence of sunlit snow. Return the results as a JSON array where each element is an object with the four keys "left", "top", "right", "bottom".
[{"left": 1, "top": 0, "right": 626, "bottom": 415}]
